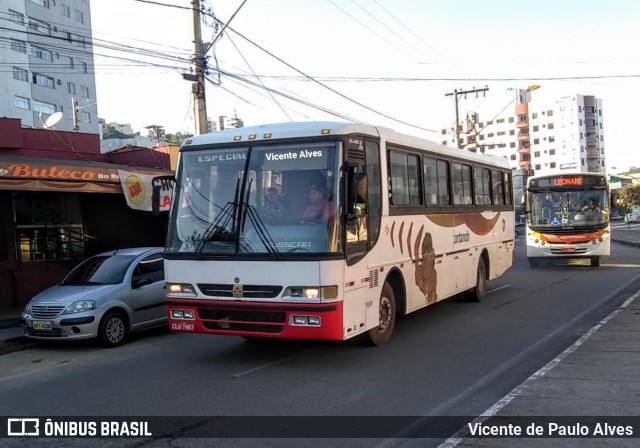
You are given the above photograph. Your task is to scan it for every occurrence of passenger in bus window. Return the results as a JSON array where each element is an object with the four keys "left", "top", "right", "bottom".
[
  {"left": 301, "top": 184, "right": 333, "bottom": 224},
  {"left": 262, "top": 187, "right": 288, "bottom": 224}
]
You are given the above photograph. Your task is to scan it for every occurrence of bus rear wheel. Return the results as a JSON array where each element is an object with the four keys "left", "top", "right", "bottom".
[
  {"left": 466, "top": 257, "right": 487, "bottom": 302},
  {"left": 367, "top": 283, "right": 396, "bottom": 346}
]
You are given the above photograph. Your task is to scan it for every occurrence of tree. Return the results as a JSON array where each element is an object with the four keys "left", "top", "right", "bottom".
[
  {"left": 617, "top": 184, "right": 640, "bottom": 208},
  {"left": 165, "top": 132, "right": 194, "bottom": 145},
  {"left": 102, "top": 125, "right": 132, "bottom": 140}
]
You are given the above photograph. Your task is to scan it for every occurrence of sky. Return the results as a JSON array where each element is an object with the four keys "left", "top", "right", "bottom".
[{"left": 90, "top": 0, "right": 640, "bottom": 172}]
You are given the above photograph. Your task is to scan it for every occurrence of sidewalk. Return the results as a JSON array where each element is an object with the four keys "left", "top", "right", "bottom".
[{"left": 441, "top": 225, "right": 640, "bottom": 447}]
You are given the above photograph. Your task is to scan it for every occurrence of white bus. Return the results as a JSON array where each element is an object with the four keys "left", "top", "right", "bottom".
[
  {"left": 524, "top": 172, "right": 610, "bottom": 268},
  {"left": 159, "top": 122, "right": 515, "bottom": 345}
]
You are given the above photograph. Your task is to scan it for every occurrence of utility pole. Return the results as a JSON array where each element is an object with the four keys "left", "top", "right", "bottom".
[
  {"left": 445, "top": 86, "right": 489, "bottom": 149},
  {"left": 192, "top": 0, "right": 208, "bottom": 135},
  {"left": 71, "top": 97, "right": 79, "bottom": 132}
]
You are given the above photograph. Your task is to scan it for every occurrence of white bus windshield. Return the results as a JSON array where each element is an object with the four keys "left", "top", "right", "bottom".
[
  {"left": 527, "top": 189, "right": 609, "bottom": 228},
  {"left": 167, "top": 142, "right": 342, "bottom": 256}
]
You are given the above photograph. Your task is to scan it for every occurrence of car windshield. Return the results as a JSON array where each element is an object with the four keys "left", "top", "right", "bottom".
[
  {"left": 527, "top": 189, "right": 609, "bottom": 228},
  {"left": 166, "top": 142, "right": 342, "bottom": 256},
  {"left": 62, "top": 255, "right": 137, "bottom": 285}
]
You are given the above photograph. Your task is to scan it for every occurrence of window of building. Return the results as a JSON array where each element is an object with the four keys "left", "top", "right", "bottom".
[
  {"left": 67, "top": 82, "right": 76, "bottom": 94},
  {"left": 62, "top": 4, "right": 70, "bottom": 17},
  {"left": 75, "top": 34, "right": 86, "bottom": 48},
  {"left": 535, "top": 164, "right": 541, "bottom": 171},
  {"left": 532, "top": 113, "right": 538, "bottom": 119},
  {"left": 534, "top": 151, "right": 540, "bottom": 157},
  {"left": 548, "top": 123, "right": 554, "bottom": 130},
  {"left": 550, "top": 149, "right": 555, "bottom": 155},
  {"left": 13, "top": 67, "right": 28, "bottom": 82},
  {"left": 27, "top": 0, "right": 49, "bottom": 7},
  {"left": 510, "top": 142, "right": 516, "bottom": 148},
  {"left": 30, "top": 45, "right": 53, "bottom": 61},
  {"left": 33, "top": 73, "right": 55, "bottom": 89},
  {"left": 487, "top": 133, "right": 494, "bottom": 138},
  {"left": 75, "top": 10, "right": 84, "bottom": 23},
  {"left": 28, "top": 17, "right": 51, "bottom": 35},
  {"left": 508, "top": 117, "right": 514, "bottom": 123},
  {"left": 33, "top": 100, "right": 56, "bottom": 115},
  {"left": 15, "top": 96, "right": 31, "bottom": 110},
  {"left": 66, "top": 56, "right": 74, "bottom": 69},
  {"left": 550, "top": 162, "right": 556, "bottom": 168},
  {"left": 80, "top": 85, "right": 89, "bottom": 98},
  {"left": 81, "top": 62, "right": 88, "bottom": 73},
  {"left": 547, "top": 110, "right": 554, "bottom": 116},
  {"left": 510, "top": 154, "right": 516, "bottom": 160},
  {"left": 533, "top": 138, "right": 539, "bottom": 145},
  {"left": 533, "top": 126, "right": 539, "bottom": 132},
  {"left": 509, "top": 130, "right": 515, "bottom": 136},
  {"left": 389, "top": 150, "right": 421, "bottom": 205},
  {"left": 497, "top": 131, "right": 505, "bottom": 136},
  {"left": 11, "top": 39, "right": 27, "bottom": 53},
  {"left": 15, "top": 192, "right": 85, "bottom": 262},
  {"left": 497, "top": 118, "right": 505, "bottom": 123},
  {"left": 82, "top": 111, "right": 92, "bottom": 123},
  {"left": 9, "top": 10, "right": 25, "bottom": 25}
]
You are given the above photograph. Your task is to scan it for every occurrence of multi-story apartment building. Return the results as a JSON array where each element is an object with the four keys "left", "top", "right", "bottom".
[
  {"left": 1, "top": 0, "right": 99, "bottom": 133},
  {"left": 441, "top": 93, "right": 605, "bottom": 177}
]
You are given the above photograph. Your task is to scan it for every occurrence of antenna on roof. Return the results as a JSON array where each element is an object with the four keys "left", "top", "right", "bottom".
[{"left": 41, "top": 111, "right": 63, "bottom": 130}]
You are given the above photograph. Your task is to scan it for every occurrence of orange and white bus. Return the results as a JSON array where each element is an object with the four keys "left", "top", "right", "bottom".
[
  {"left": 524, "top": 172, "right": 610, "bottom": 268},
  {"left": 160, "top": 122, "right": 515, "bottom": 345}
]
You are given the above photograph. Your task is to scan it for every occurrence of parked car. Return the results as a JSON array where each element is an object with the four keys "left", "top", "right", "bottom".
[
  {"left": 21, "top": 247, "right": 166, "bottom": 347},
  {"left": 515, "top": 221, "right": 525, "bottom": 238}
]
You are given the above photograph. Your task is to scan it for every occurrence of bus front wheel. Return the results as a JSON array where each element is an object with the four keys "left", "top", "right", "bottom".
[
  {"left": 591, "top": 256, "right": 600, "bottom": 267},
  {"left": 367, "top": 283, "right": 396, "bottom": 346}
]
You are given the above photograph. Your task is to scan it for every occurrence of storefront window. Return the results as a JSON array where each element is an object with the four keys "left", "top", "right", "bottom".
[{"left": 13, "top": 192, "right": 86, "bottom": 262}]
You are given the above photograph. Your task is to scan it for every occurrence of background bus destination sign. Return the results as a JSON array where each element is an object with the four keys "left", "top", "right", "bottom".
[{"left": 529, "top": 175, "right": 605, "bottom": 189}]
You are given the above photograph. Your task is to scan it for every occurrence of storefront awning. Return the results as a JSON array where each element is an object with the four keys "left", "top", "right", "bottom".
[{"left": 0, "top": 155, "right": 171, "bottom": 195}]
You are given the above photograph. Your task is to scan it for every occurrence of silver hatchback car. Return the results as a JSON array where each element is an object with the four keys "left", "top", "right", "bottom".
[{"left": 21, "top": 247, "right": 166, "bottom": 347}]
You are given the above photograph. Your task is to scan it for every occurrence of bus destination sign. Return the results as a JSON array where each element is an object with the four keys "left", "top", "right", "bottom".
[{"left": 530, "top": 175, "right": 605, "bottom": 189}]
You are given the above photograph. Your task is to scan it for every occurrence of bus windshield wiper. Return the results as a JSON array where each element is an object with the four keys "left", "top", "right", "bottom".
[
  {"left": 239, "top": 178, "right": 280, "bottom": 259},
  {"left": 194, "top": 178, "right": 242, "bottom": 256}
]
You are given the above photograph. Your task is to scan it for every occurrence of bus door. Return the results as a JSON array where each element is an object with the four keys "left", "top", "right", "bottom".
[{"left": 343, "top": 137, "right": 382, "bottom": 336}]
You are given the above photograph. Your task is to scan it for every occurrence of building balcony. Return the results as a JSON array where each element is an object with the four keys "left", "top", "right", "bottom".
[{"left": 587, "top": 150, "right": 600, "bottom": 159}]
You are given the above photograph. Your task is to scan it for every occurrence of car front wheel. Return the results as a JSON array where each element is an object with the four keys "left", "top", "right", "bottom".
[{"left": 99, "top": 311, "right": 128, "bottom": 348}]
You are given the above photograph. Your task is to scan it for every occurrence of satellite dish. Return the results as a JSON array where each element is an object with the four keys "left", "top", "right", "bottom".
[{"left": 43, "top": 111, "right": 63, "bottom": 129}]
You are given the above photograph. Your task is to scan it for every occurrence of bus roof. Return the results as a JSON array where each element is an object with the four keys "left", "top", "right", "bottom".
[{"left": 182, "top": 121, "right": 510, "bottom": 169}]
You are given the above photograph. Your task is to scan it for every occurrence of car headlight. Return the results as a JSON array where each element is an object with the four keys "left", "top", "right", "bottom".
[
  {"left": 63, "top": 300, "right": 96, "bottom": 314},
  {"left": 23, "top": 302, "right": 32, "bottom": 315}
]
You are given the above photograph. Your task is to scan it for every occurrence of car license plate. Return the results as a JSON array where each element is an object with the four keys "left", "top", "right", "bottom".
[{"left": 32, "top": 320, "right": 53, "bottom": 330}]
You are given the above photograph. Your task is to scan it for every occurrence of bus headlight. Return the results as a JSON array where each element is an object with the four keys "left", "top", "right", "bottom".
[
  {"left": 168, "top": 283, "right": 196, "bottom": 295},
  {"left": 286, "top": 286, "right": 338, "bottom": 300}
]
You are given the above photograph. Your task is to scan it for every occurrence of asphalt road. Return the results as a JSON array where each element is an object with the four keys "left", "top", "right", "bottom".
[{"left": 2, "top": 238, "right": 640, "bottom": 448}]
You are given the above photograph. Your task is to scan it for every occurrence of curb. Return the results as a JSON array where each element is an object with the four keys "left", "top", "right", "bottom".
[{"left": 611, "top": 238, "right": 640, "bottom": 248}]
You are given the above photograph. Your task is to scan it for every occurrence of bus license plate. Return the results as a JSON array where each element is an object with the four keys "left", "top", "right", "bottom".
[
  {"left": 561, "top": 248, "right": 576, "bottom": 253},
  {"left": 32, "top": 320, "right": 53, "bottom": 330}
]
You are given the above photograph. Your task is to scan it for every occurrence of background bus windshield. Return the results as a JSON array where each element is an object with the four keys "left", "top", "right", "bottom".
[{"left": 527, "top": 189, "right": 609, "bottom": 228}]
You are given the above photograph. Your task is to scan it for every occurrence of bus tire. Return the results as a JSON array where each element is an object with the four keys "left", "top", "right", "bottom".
[
  {"left": 367, "top": 283, "right": 396, "bottom": 346},
  {"left": 591, "top": 256, "right": 600, "bottom": 267},
  {"left": 466, "top": 257, "right": 487, "bottom": 302}
]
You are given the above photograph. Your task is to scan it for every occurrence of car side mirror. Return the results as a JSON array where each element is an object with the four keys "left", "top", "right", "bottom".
[{"left": 134, "top": 277, "right": 153, "bottom": 288}]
